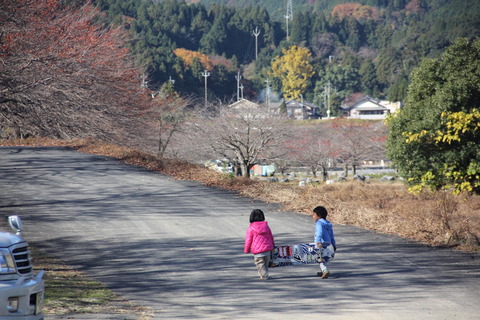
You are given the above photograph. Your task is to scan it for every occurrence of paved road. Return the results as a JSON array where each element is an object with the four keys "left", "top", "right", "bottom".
[{"left": 1, "top": 146, "right": 479, "bottom": 320}]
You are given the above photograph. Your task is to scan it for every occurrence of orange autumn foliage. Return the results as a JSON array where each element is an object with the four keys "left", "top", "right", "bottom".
[
  {"left": 173, "top": 48, "right": 213, "bottom": 70},
  {"left": 405, "top": 0, "right": 425, "bottom": 14},
  {"left": 332, "top": 3, "right": 380, "bottom": 21}
]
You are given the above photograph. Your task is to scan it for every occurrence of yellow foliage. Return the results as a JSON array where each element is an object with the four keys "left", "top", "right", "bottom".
[
  {"left": 271, "top": 45, "right": 314, "bottom": 100},
  {"left": 173, "top": 48, "right": 213, "bottom": 71},
  {"left": 434, "top": 109, "right": 480, "bottom": 144},
  {"left": 403, "top": 109, "right": 480, "bottom": 145},
  {"left": 403, "top": 129, "right": 430, "bottom": 143}
]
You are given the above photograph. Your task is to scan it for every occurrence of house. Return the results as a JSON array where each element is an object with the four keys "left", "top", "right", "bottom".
[
  {"left": 227, "top": 98, "right": 323, "bottom": 120},
  {"left": 228, "top": 98, "right": 280, "bottom": 118},
  {"left": 228, "top": 98, "right": 260, "bottom": 110},
  {"left": 285, "top": 99, "right": 322, "bottom": 120},
  {"left": 379, "top": 100, "right": 402, "bottom": 114},
  {"left": 341, "top": 96, "right": 401, "bottom": 120}
]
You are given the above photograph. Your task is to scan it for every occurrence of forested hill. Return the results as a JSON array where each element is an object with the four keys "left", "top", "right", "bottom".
[
  {"left": 93, "top": 0, "right": 480, "bottom": 112},
  {"left": 192, "top": 0, "right": 479, "bottom": 25}
]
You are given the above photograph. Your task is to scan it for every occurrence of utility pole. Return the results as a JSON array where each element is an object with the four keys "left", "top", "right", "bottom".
[
  {"left": 322, "top": 88, "right": 327, "bottom": 118},
  {"left": 235, "top": 71, "right": 242, "bottom": 101},
  {"left": 168, "top": 76, "right": 175, "bottom": 87},
  {"left": 285, "top": 0, "right": 293, "bottom": 41},
  {"left": 253, "top": 26, "right": 260, "bottom": 60},
  {"left": 141, "top": 73, "right": 148, "bottom": 89},
  {"left": 324, "top": 82, "right": 332, "bottom": 119},
  {"left": 265, "top": 79, "right": 271, "bottom": 108},
  {"left": 202, "top": 70, "right": 210, "bottom": 108},
  {"left": 239, "top": 83, "right": 244, "bottom": 99},
  {"left": 299, "top": 93, "right": 304, "bottom": 119}
]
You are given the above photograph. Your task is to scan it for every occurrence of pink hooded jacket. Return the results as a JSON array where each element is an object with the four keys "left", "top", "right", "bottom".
[{"left": 244, "top": 221, "right": 275, "bottom": 254}]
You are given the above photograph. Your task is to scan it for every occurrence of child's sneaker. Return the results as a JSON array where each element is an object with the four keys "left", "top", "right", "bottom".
[
  {"left": 316, "top": 272, "right": 323, "bottom": 277},
  {"left": 321, "top": 270, "right": 330, "bottom": 279}
]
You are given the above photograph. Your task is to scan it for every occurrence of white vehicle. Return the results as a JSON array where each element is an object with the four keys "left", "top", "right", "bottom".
[
  {"left": 205, "top": 159, "right": 234, "bottom": 173},
  {"left": 0, "top": 216, "right": 44, "bottom": 320}
]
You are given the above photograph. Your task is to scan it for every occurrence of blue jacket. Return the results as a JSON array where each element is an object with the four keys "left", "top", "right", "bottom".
[{"left": 314, "top": 218, "right": 336, "bottom": 247}]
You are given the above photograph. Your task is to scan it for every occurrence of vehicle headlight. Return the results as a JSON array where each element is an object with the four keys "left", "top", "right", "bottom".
[
  {"left": 0, "top": 248, "right": 16, "bottom": 274},
  {"left": 7, "top": 297, "right": 19, "bottom": 312}
]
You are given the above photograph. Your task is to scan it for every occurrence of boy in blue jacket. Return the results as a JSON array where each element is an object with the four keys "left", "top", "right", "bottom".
[{"left": 312, "top": 206, "right": 336, "bottom": 278}]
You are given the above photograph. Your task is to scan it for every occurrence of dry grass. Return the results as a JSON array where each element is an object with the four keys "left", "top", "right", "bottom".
[
  {"left": 240, "top": 180, "right": 480, "bottom": 251},
  {"left": 32, "top": 248, "right": 154, "bottom": 319},
  {"left": 3, "top": 137, "right": 479, "bottom": 253}
]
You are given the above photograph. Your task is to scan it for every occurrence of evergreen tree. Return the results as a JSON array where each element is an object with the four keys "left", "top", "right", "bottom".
[
  {"left": 386, "top": 38, "right": 480, "bottom": 194},
  {"left": 359, "top": 61, "right": 378, "bottom": 96},
  {"left": 387, "top": 73, "right": 409, "bottom": 102},
  {"left": 344, "top": 16, "right": 362, "bottom": 51},
  {"left": 89, "top": 0, "right": 480, "bottom": 102},
  {"left": 290, "top": 12, "right": 309, "bottom": 46}
]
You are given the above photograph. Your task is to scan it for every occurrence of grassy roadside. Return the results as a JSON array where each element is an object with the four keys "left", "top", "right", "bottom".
[
  {"left": 2, "top": 137, "right": 480, "bottom": 317},
  {"left": 31, "top": 248, "right": 154, "bottom": 319}
]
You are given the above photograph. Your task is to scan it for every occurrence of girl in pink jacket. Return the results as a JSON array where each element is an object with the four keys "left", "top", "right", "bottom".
[{"left": 244, "top": 209, "right": 275, "bottom": 280}]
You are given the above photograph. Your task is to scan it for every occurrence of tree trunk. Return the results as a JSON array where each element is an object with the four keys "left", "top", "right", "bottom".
[
  {"left": 241, "top": 162, "right": 250, "bottom": 178},
  {"left": 321, "top": 166, "right": 328, "bottom": 182},
  {"left": 234, "top": 164, "right": 242, "bottom": 176}
]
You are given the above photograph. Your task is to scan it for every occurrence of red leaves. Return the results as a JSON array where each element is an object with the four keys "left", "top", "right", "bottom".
[{"left": 1, "top": 0, "right": 151, "bottom": 139}]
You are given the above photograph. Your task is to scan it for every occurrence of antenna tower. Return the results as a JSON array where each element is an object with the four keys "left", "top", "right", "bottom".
[{"left": 285, "top": 0, "right": 293, "bottom": 41}]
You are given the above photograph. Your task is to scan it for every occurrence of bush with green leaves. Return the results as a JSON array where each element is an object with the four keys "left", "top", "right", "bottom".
[{"left": 386, "top": 38, "right": 480, "bottom": 195}]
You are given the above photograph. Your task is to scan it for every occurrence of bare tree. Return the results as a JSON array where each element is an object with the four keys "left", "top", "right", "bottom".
[
  {"left": 330, "top": 119, "right": 386, "bottom": 176},
  {"left": 286, "top": 127, "right": 335, "bottom": 180},
  {"left": 135, "top": 83, "right": 195, "bottom": 157},
  {"left": 270, "top": 158, "right": 290, "bottom": 176},
  {"left": 0, "top": 0, "right": 149, "bottom": 141},
  {"left": 182, "top": 103, "right": 291, "bottom": 178}
]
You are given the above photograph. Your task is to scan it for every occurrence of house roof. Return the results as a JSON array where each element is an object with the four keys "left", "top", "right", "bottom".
[
  {"left": 354, "top": 101, "right": 387, "bottom": 111},
  {"left": 341, "top": 95, "right": 386, "bottom": 111},
  {"left": 228, "top": 99, "right": 259, "bottom": 109},
  {"left": 285, "top": 99, "right": 320, "bottom": 109}
]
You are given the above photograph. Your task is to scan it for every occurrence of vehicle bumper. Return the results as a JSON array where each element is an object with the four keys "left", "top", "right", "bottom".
[{"left": 0, "top": 270, "right": 44, "bottom": 320}]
